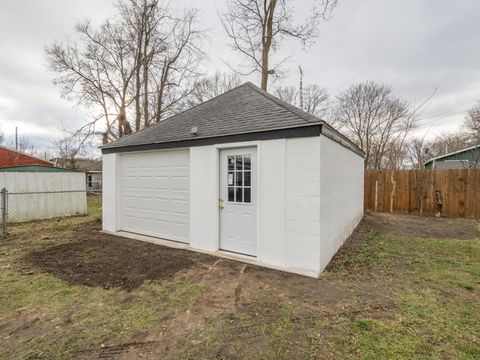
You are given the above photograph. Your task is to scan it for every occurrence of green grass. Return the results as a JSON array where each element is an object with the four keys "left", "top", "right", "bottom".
[{"left": 317, "top": 231, "right": 480, "bottom": 359}]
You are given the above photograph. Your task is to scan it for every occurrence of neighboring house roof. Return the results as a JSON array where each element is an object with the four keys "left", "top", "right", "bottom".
[
  {"left": 424, "top": 144, "right": 480, "bottom": 167},
  {"left": 51, "top": 158, "right": 102, "bottom": 172},
  {"left": 0, "top": 165, "right": 78, "bottom": 172},
  {"left": 101, "top": 82, "right": 363, "bottom": 156},
  {"left": 0, "top": 146, "right": 53, "bottom": 168}
]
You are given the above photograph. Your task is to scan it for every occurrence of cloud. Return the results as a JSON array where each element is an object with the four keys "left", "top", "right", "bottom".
[{"left": 0, "top": 0, "right": 478, "bottom": 152}]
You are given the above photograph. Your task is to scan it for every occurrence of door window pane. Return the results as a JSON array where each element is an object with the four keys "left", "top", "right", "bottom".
[
  {"left": 228, "top": 187, "right": 235, "bottom": 202},
  {"left": 235, "top": 171, "right": 243, "bottom": 186},
  {"left": 244, "top": 188, "right": 251, "bottom": 203},
  {"left": 235, "top": 187, "right": 243, "bottom": 202},
  {"left": 244, "top": 155, "right": 251, "bottom": 170},
  {"left": 228, "top": 156, "right": 235, "bottom": 170},
  {"left": 235, "top": 155, "right": 243, "bottom": 170},
  {"left": 228, "top": 172, "right": 234, "bottom": 186},
  {"left": 244, "top": 171, "right": 251, "bottom": 186}
]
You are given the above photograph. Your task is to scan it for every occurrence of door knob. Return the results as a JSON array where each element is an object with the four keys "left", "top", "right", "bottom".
[{"left": 219, "top": 198, "right": 225, "bottom": 209}]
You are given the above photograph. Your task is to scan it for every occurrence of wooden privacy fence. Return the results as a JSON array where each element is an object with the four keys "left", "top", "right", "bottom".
[{"left": 365, "top": 169, "right": 480, "bottom": 218}]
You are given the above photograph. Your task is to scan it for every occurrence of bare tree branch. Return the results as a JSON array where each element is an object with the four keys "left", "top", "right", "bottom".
[
  {"left": 221, "top": 0, "right": 337, "bottom": 91},
  {"left": 46, "top": 0, "right": 205, "bottom": 143}
]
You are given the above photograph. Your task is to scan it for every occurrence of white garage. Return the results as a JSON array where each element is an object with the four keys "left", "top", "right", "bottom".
[{"left": 102, "top": 82, "right": 364, "bottom": 277}]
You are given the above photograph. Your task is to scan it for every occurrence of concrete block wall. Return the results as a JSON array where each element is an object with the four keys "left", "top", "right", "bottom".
[
  {"left": 319, "top": 135, "right": 364, "bottom": 270},
  {"left": 102, "top": 153, "right": 118, "bottom": 232},
  {"left": 285, "top": 137, "right": 321, "bottom": 274}
]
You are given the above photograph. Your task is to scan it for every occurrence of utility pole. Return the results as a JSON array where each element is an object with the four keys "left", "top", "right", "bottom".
[
  {"left": 298, "top": 65, "right": 304, "bottom": 111},
  {"left": 15, "top": 127, "right": 18, "bottom": 151}
]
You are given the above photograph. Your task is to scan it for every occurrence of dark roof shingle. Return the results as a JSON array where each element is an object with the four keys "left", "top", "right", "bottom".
[{"left": 102, "top": 82, "right": 324, "bottom": 150}]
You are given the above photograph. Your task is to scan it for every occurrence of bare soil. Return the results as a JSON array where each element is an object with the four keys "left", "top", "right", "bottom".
[{"left": 25, "top": 224, "right": 218, "bottom": 291}]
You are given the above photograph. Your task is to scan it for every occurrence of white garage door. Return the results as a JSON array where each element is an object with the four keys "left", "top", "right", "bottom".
[{"left": 119, "top": 149, "right": 189, "bottom": 243}]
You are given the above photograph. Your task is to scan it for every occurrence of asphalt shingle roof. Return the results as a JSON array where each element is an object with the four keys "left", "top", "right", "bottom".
[{"left": 101, "top": 82, "right": 324, "bottom": 150}]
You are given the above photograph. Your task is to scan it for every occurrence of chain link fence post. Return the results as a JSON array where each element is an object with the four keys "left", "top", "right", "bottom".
[{"left": 1, "top": 188, "right": 7, "bottom": 238}]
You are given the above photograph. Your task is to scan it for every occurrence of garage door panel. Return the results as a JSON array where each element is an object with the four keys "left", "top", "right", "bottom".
[
  {"left": 152, "top": 177, "right": 171, "bottom": 188},
  {"left": 119, "top": 149, "right": 189, "bottom": 243},
  {"left": 151, "top": 199, "right": 170, "bottom": 212},
  {"left": 170, "top": 200, "right": 188, "bottom": 213},
  {"left": 171, "top": 177, "right": 188, "bottom": 189}
]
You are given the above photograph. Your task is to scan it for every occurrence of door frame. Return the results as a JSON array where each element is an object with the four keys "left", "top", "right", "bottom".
[{"left": 214, "top": 141, "right": 261, "bottom": 258}]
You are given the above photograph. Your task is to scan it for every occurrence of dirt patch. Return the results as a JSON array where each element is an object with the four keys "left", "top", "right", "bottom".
[
  {"left": 365, "top": 212, "right": 480, "bottom": 240},
  {"left": 24, "top": 230, "right": 217, "bottom": 291}
]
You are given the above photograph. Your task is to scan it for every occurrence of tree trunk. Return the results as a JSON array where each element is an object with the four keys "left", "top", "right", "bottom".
[
  {"left": 134, "top": 26, "right": 144, "bottom": 131},
  {"left": 261, "top": 48, "right": 269, "bottom": 91},
  {"left": 134, "top": 62, "right": 142, "bottom": 130},
  {"left": 117, "top": 105, "right": 132, "bottom": 137},
  {"left": 143, "top": 53, "right": 149, "bottom": 126},
  {"left": 261, "top": 0, "right": 276, "bottom": 91},
  {"left": 155, "top": 84, "right": 164, "bottom": 123},
  {"left": 390, "top": 171, "right": 396, "bottom": 213},
  {"left": 143, "top": 28, "right": 150, "bottom": 127},
  {"left": 155, "top": 60, "right": 169, "bottom": 123}
]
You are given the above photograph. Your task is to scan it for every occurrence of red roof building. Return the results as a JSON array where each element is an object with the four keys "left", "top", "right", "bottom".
[{"left": 0, "top": 146, "right": 53, "bottom": 168}]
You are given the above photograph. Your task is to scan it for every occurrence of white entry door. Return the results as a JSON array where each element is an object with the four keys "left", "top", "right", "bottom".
[{"left": 219, "top": 147, "right": 257, "bottom": 256}]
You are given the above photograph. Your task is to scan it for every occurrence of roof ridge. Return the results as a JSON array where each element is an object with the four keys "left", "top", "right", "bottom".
[{"left": 244, "top": 82, "right": 323, "bottom": 124}]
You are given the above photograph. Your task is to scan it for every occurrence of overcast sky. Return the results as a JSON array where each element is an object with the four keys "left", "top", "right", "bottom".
[{"left": 0, "top": 0, "right": 479, "bottom": 154}]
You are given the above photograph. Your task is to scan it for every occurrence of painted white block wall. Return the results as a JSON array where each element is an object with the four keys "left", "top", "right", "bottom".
[
  {"left": 319, "top": 136, "right": 364, "bottom": 270},
  {"left": 102, "top": 153, "right": 118, "bottom": 232},
  {"left": 189, "top": 145, "right": 218, "bottom": 252},
  {"left": 285, "top": 137, "right": 322, "bottom": 274},
  {"left": 257, "top": 139, "right": 286, "bottom": 269},
  {"left": 0, "top": 171, "right": 87, "bottom": 222}
]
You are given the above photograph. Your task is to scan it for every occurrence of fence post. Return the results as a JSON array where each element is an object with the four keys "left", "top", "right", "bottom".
[
  {"left": 374, "top": 180, "right": 378, "bottom": 212},
  {"left": 390, "top": 171, "right": 396, "bottom": 214},
  {"left": 1, "top": 188, "right": 7, "bottom": 238}
]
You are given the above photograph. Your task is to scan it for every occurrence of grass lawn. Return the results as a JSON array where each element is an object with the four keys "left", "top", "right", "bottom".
[{"left": 0, "top": 195, "right": 479, "bottom": 359}]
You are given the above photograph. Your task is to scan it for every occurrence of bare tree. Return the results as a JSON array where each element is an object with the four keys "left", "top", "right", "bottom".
[
  {"left": 187, "top": 72, "right": 242, "bottom": 106},
  {"left": 221, "top": 0, "right": 337, "bottom": 91},
  {"left": 405, "top": 136, "right": 430, "bottom": 169},
  {"left": 430, "top": 132, "right": 472, "bottom": 157},
  {"left": 333, "top": 82, "right": 421, "bottom": 169},
  {"left": 46, "top": 20, "right": 136, "bottom": 142},
  {"left": 465, "top": 101, "right": 480, "bottom": 143},
  {"left": 150, "top": 8, "right": 205, "bottom": 123},
  {"left": 52, "top": 129, "right": 100, "bottom": 169},
  {"left": 119, "top": 0, "right": 165, "bottom": 130},
  {"left": 274, "top": 84, "right": 329, "bottom": 117},
  {"left": 404, "top": 131, "right": 476, "bottom": 170},
  {"left": 46, "top": 0, "right": 204, "bottom": 144},
  {"left": 14, "top": 137, "right": 37, "bottom": 155}
]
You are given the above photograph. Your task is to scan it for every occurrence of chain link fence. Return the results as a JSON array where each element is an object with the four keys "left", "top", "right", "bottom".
[{"left": 1, "top": 188, "right": 87, "bottom": 237}]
